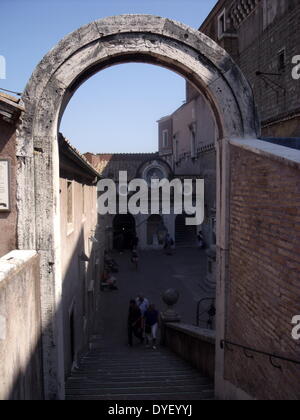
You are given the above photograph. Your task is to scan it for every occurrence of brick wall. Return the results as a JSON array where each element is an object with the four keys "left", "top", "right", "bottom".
[
  {"left": 238, "top": 2, "right": 300, "bottom": 127},
  {"left": 225, "top": 144, "right": 300, "bottom": 400},
  {"left": 200, "top": 0, "right": 300, "bottom": 137}
]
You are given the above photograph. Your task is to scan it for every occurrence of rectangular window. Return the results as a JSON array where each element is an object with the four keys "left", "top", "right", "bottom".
[
  {"left": 67, "top": 180, "right": 73, "bottom": 225},
  {"left": 162, "top": 130, "right": 169, "bottom": 148},
  {"left": 218, "top": 9, "right": 226, "bottom": 39},
  {"left": 0, "top": 159, "right": 10, "bottom": 212}
]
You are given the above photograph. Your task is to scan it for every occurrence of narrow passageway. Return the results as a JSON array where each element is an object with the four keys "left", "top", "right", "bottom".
[{"left": 65, "top": 248, "right": 214, "bottom": 400}]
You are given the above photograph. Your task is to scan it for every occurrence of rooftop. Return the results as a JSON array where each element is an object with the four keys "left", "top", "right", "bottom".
[
  {"left": 0, "top": 91, "right": 24, "bottom": 122},
  {"left": 93, "top": 153, "right": 159, "bottom": 161},
  {"left": 58, "top": 134, "right": 101, "bottom": 179}
]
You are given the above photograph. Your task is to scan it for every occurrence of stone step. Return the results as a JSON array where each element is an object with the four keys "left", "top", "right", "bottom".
[
  {"left": 66, "top": 341, "right": 214, "bottom": 400},
  {"left": 66, "top": 390, "right": 215, "bottom": 400},
  {"left": 72, "top": 369, "right": 200, "bottom": 379},
  {"left": 67, "top": 374, "right": 208, "bottom": 381},
  {"left": 69, "top": 373, "right": 205, "bottom": 381},
  {"left": 78, "top": 361, "right": 197, "bottom": 370},
  {"left": 65, "top": 383, "right": 213, "bottom": 396},
  {"left": 66, "top": 378, "right": 212, "bottom": 389}
]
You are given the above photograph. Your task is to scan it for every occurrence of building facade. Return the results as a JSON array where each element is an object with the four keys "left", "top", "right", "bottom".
[
  {"left": 200, "top": 0, "right": 300, "bottom": 138},
  {"left": 157, "top": 88, "right": 217, "bottom": 292},
  {"left": 85, "top": 153, "right": 184, "bottom": 250},
  {"left": 85, "top": 148, "right": 209, "bottom": 253},
  {"left": 0, "top": 92, "right": 23, "bottom": 257},
  {"left": 59, "top": 134, "right": 103, "bottom": 378},
  {"left": 0, "top": 111, "right": 103, "bottom": 397}
]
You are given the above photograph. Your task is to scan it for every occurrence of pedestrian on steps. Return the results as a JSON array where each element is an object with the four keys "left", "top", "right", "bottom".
[
  {"left": 144, "top": 304, "right": 159, "bottom": 350},
  {"left": 136, "top": 294, "right": 149, "bottom": 339},
  {"left": 128, "top": 299, "right": 144, "bottom": 347}
]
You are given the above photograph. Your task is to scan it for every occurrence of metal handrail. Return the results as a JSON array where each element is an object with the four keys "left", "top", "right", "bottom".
[
  {"left": 196, "top": 297, "right": 216, "bottom": 329},
  {"left": 220, "top": 339, "right": 300, "bottom": 370}
]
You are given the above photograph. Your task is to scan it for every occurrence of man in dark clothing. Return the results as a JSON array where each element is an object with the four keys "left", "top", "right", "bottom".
[
  {"left": 128, "top": 299, "right": 144, "bottom": 347},
  {"left": 132, "top": 235, "right": 139, "bottom": 250},
  {"left": 144, "top": 304, "right": 159, "bottom": 350}
]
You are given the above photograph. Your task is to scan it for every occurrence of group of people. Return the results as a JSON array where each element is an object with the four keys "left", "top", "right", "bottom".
[{"left": 128, "top": 294, "right": 159, "bottom": 350}]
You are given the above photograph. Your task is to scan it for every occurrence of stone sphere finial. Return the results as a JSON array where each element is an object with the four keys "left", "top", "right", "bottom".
[
  {"left": 162, "top": 289, "right": 179, "bottom": 307},
  {"left": 161, "top": 289, "right": 180, "bottom": 322}
]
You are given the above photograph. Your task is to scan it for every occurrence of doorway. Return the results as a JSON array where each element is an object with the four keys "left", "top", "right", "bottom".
[{"left": 113, "top": 214, "right": 136, "bottom": 250}]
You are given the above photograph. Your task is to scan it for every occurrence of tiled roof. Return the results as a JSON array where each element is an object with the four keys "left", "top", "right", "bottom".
[
  {"left": 0, "top": 91, "right": 24, "bottom": 121},
  {"left": 58, "top": 134, "right": 101, "bottom": 178},
  {"left": 96, "top": 153, "right": 158, "bottom": 161}
]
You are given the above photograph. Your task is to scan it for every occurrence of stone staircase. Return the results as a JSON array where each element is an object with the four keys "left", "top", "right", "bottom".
[
  {"left": 175, "top": 215, "right": 197, "bottom": 248},
  {"left": 65, "top": 336, "right": 214, "bottom": 400}
]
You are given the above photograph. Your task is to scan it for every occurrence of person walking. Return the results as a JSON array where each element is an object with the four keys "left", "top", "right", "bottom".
[
  {"left": 144, "top": 304, "right": 160, "bottom": 350},
  {"left": 128, "top": 300, "right": 144, "bottom": 347},
  {"left": 164, "top": 233, "right": 174, "bottom": 256},
  {"left": 136, "top": 294, "right": 150, "bottom": 339},
  {"left": 132, "top": 234, "right": 139, "bottom": 250},
  {"left": 197, "top": 231, "right": 205, "bottom": 249},
  {"left": 136, "top": 294, "right": 149, "bottom": 316},
  {"left": 131, "top": 248, "right": 139, "bottom": 270}
]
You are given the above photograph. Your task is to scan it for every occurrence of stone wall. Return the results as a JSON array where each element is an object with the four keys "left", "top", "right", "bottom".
[
  {"left": 0, "top": 250, "right": 43, "bottom": 400},
  {"left": 224, "top": 140, "right": 300, "bottom": 400},
  {"left": 162, "top": 323, "right": 215, "bottom": 380}
]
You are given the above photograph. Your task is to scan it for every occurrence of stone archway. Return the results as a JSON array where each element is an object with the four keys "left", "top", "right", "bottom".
[{"left": 16, "top": 15, "right": 259, "bottom": 399}]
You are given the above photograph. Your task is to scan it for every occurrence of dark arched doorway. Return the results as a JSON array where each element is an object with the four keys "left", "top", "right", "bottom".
[
  {"left": 175, "top": 214, "right": 197, "bottom": 246},
  {"left": 113, "top": 214, "right": 136, "bottom": 250}
]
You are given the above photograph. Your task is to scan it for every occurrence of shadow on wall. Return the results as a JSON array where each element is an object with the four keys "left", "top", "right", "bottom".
[{"left": 4, "top": 227, "right": 102, "bottom": 400}]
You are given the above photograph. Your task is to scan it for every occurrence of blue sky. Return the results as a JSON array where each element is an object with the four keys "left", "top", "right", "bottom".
[{"left": 1, "top": 0, "right": 218, "bottom": 153}]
